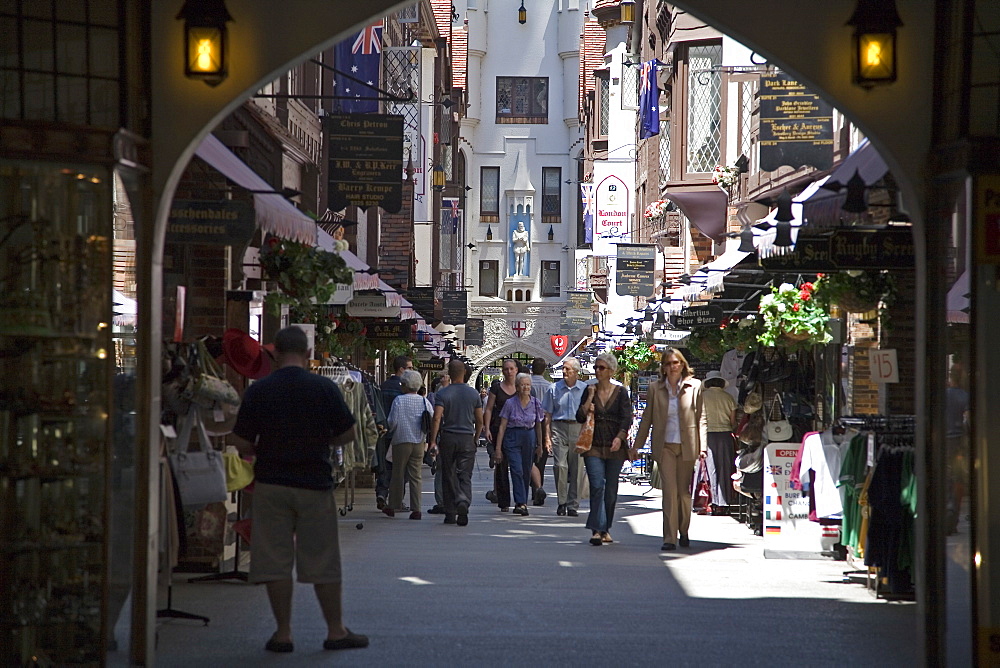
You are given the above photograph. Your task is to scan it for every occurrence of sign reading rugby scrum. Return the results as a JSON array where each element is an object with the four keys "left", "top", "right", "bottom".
[
  {"left": 346, "top": 294, "right": 400, "bottom": 318},
  {"left": 167, "top": 200, "right": 255, "bottom": 246}
]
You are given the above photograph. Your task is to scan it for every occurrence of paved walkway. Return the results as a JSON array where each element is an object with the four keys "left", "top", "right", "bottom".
[{"left": 153, "top": 448, "right": 916, "bottom": 667}]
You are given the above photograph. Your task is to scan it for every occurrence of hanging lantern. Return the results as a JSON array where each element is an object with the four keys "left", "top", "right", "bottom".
[
  {"left": 846, "top": 0, "right": 903, "bottom": 87},
  {"left": 518, "top": 0, "right": 526, "bottom": 24},
  {"left": 177, "top": 0, "right": 233, "bottom": 87}
]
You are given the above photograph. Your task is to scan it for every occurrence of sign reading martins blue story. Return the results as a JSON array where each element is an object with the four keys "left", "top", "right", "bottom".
[
  {"left": 615, "top": 244, "right": 657, "bottom": 296},
  {"left": 758, "top": 73, "right": 833, "bottom": 172},
  {"left": 674, "top": 305, "right": 724, "bottom": 329},
  {"left": 327, "top": 114, "right": 404, "bottom": 213},
  {"left": 167, "top": 200, "right": 254, "bottom": 246}
]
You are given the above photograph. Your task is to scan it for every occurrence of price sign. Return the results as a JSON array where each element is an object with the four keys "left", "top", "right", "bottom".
[{"left": 868, "top": 348, "right": 899, "bottom": 383}]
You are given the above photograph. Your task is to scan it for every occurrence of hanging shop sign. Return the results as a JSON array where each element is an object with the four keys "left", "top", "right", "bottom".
[
  {"left": 593, "top": 175, "right": 630, "bottom": 253},
  {"left": 615, "top": 244, "right": 657, "bottom": 296},
  {"left": 465, "top": 318, "right": 484, "bottom": 346},
  {"left": 551, "top": 335, "right": 568, "bottom": 357},
  {"left": 868, "top": 348, "right": 900, "bottom": 384},
  {"left": 441, "top": 290, "right": 468, "bottom": 325},
  {"left": 673, "top": 305, "right": 723, "bottom": 329},
  {"left": 416, "top": 356, "right": 447, "bottom": 372},
  {"left": 325, "top": 282, "right": 354, "bottom": 305},
  {"left": 976, "top": 174, "right": 1000, "bottom": 264},
  {"left": 367, "top": 322, "right": 410, "bottom": 341},
  {"left": 562, "top": 316, "right": 591, "bottom": 334},
  {"left": 346, "top": 294, "right": 401, "bottom": 318},
  {"left": 760, "top": 228, "right": 914, "bottom": 271},
  {"left": 758, "top": 73, "right": 833, "bottom": 172},
  {"left": 327, "top": 114, "right": 404, "bottom": 213},
  {"left": 167, "top": 200, "right": 255, "bottom": 246},
  {"left": 565, "top": 290, "right": 594, "bottom": 311},
  {"left": 404, "top": 287, "right": 436, "bottom": 319}
]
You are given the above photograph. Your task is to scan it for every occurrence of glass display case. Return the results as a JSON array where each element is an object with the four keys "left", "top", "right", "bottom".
[{"left": 0, "top": 162, "right": 113, "bottom": 665}]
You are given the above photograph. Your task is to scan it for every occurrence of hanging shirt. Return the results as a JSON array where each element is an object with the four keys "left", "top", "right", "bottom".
[{"left": 800, "top": 430, "right": 854, "bottom": 519}]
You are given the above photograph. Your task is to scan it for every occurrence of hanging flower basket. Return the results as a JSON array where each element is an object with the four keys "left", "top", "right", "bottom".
[
  {"left": 757, "top": 282, "right": 832, "bottom": 349},
  {"left": 814, "top": 271, "right": 895, "bottom": 315},
  {"left": 834, "top": 293, "right": 879, "bottom": 314}
]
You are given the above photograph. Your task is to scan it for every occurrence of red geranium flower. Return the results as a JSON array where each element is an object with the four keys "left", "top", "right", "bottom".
[
  {"left": 801, "top": 282, "right": 814, "bottom": 292},
  {"left": 792, "top": 303, "right": 800, "bottom": 311}
]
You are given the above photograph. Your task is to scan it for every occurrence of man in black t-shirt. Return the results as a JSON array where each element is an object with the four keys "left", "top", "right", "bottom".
[{"left": 232, "top": 326, "right": 368, "bottom": 654}]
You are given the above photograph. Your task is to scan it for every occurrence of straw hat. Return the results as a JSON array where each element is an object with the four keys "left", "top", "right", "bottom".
[{"left": 704, "top": 370, "right": 728, "bottom": 388}]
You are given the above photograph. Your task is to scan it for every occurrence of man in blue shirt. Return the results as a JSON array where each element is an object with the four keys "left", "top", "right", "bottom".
[
  {"left": 232, "top": 326, "right": 367, "bottom": 654},
  {"left": 542, "top": 357, "right": 587, "bottom": 516}
]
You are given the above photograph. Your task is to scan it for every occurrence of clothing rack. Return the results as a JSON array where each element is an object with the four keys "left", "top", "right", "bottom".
[{"left": 314, "top": 361, "right": 363, "bottom": 527}]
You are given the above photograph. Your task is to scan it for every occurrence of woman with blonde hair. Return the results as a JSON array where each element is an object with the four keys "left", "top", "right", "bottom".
[
  {"left": 576, "top": 352, "right": 633, "bottom": 546},
  {"left": 633, "top": 348, "right": 707, "bottom": 550}
]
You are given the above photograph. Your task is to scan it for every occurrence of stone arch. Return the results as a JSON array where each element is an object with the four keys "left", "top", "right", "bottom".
[{"left": 469, "top": 339, "right": 559, "bottom": 374}]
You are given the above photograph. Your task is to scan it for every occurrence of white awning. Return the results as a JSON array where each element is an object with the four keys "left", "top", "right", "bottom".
[
  {"left": 755, "top": 177, "right": 830, "bottom": 258},
  {"left": 195, "top": 134, "right": 317, "bottom": 245},
  {"left": 679, "top": 238, "right": 752, "bottom": 302}
]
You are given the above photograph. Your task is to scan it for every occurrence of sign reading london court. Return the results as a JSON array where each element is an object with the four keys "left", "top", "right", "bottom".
[
  {"left": 327, "top": 114, "right": 404, "bottom": 213},
  {"left": 758, "top": 74, "right": 833, "bottom": 172},
  {"left": 615, "top": 244, "right": 657, "bottom": 296},
  {"left": 167, "top": 200, "right": 254, "bottom": 246}
]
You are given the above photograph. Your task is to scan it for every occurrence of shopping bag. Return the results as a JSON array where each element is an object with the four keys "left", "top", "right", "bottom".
[
  {"left": 169, "top": 411, "right": 228, "bottom": 508},
  {"left": 693, "top": 458, "right": 713, "bottom": 514},
  {"left": 574, "top": 413, "right": 594, "bottom": 454},
  {"left": 764, "top": 393, "right": 793, "bottom": 442}
]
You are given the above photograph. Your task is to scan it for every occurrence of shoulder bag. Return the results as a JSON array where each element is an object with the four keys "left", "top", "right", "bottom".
[
  {"left": 764, "top": 393, "right": 793, "bottom": 442},
  {"left": 184, "top": 340, "right": 240, "bottom": 408},
  {"left": 169, "top": 411, "right": 229, "bottom": 508},
  {"left": 574, "top": 413, "right": 594, "bottom": 454}
]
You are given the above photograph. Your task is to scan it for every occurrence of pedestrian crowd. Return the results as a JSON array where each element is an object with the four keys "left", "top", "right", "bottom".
[{"left": 233, "top": 327, "right": 715, "bottom": 655}]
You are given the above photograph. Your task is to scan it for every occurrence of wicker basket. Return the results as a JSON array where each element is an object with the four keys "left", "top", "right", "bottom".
[
  {"left": 781, "top": 330, "right": 812, "bottom": 344},
  {"left": 835, "top": 294, "right": 879, "bottom": 314}
]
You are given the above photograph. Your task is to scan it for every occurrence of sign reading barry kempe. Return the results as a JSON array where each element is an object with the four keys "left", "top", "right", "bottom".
[
  {"left": 758, "top": 74, "right": 833, "bottom": 172},
  {"left": 674, "top": 305, "right": 723, "bottom": 329},
  {"left": 327, "top": 114, "right": 404, "bottom": 213},
  {"left": 615, "top": 244, "right": 657, "bottom": 296},
  {"left": 167, "top": 200, "right": 255, "bottom": 246}
]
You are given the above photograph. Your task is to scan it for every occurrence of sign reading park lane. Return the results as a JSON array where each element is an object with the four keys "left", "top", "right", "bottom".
[
  {"left": 759, "top": 74, "right": 833, "bottom": 172},
  {"left": 327, "top": 114, "right": 404, "bottom": 213}
]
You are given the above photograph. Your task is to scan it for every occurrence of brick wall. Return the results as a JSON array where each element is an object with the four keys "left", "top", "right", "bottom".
[
  {"left": 377, "top": 179, "right": 415, "bottom": 291},
  {"left": 885, "top": 270, "right": 916, "bottom": 415}
]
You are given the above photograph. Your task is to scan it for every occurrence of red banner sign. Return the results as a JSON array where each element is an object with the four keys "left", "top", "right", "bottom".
[{"left": 551, "top": 335, "right": 568, "bottom": 357}]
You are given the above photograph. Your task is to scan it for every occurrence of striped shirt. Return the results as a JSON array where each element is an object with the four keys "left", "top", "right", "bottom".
[{"left": 387, "top": 393, "right": 432, "bottom": 445}]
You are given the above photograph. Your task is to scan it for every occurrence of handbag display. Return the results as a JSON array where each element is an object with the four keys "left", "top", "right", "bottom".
[
  {"left": 764, "top": 394, "right": 793, "bottom": 442},
  {"left": 574, "top": 413, "right": 594, "bottom": 454},
  {"left": 222, "top": 451, "right": 254, "bottom": 492},
  {"left": 736, "top": 443, "right": 764, "bottom": 474},
  {"left": 184, "top": 340, "right": 240, "bottom": 408},
  {"left": 169, "top": 411, "right": 229, "bottom": 508}
]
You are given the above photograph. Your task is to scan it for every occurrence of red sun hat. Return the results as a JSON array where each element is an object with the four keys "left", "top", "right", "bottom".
[{"left": 222, "top": 328, "right": 271, "bottom": 379}]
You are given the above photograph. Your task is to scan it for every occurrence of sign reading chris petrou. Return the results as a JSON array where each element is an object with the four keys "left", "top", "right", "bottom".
[
  {"left": 167, "top": 200, "right": 254, "bottom": 245},
  {"left": 327, "top": 114, "right": 404, "bottom": 213}
]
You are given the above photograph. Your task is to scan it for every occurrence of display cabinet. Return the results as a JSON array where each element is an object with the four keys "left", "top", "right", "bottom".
[{"left": 0, "top": 162, "right": 113, "bottom": 665}]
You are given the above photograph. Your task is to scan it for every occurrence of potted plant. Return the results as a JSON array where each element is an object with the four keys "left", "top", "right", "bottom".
[
  {"left": 642, "top": 199, "right": 673, "bottom": 226},
  {"left": 611, "top": 339, "right": 659, "bottom": 385},
  {"left": 720, "top": 314, "right": 761, "bottom": 351},
  {"left": 814, "top": 270, "right": 895, "bottom": 314},
  {"left": 258, "top": 234, "right": 354, "bottom": 316},
  {"left": 757, "top": 281, "right": 832, "bottom": 348},
  {"left": 712, "top": 164, "right": 741, "bottom": 191},
  {"left": 685, "top": 326, "right": 726, "bottom": 363}
]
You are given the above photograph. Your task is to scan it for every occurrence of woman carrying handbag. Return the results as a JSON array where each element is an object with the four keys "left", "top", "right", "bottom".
[
  {"left": 633, "top": 348, "right": 708, "bottom": 551},
  {"left": 576, "top": 353, "right": 633, "bottom": 546}
]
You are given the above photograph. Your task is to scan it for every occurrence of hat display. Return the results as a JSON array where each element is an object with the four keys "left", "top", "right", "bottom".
[
  {"left": 704, "top": 370, "right": 728, "bottom": 388},
  {"left": 222, "top": 328, "right": 272, "bottom": 379}
]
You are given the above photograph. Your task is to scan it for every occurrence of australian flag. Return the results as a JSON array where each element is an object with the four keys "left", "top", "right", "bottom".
[
  {"left": 443, "top": 197, "right": 460, "bottom": 234},
  {"left": 639, "top": 60, "right": 660, "bottom": 139},
  {"left": 580, "top": 183, "right": 595, "bottom": 244},
  {"left": 334, "top": 20, "right": 383, "bottom": 114}
]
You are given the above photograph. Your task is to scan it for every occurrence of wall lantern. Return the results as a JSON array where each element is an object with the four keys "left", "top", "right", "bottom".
[
  {"left": 486, "top": 225, "right": 493, "bottom": 241},
  {"left": 846, "top": 0, "right": 903, "bottom": 87},
  {"left": 620, "top": 0, "right": 635, "bottom": 24},
  {"left": 643, "top": 303, "right": 654, "bottom": 322},
  {"left": 547, "top": 225, "right": 554, "bottom": 241},
  {"left": 432, "top": 163, "right": 446, "bottom": 192},
  {"left": 737, "top": 224, "right": 756, "bottom": 253},
  {"left": 518, "top": 0, "right": 526, "bottom": 24},
  {"left": 654, "top": 305, "right": 668, "bottom": 327},
  {"left": 842, "top": 170, "right": 869, "bottom": 213},
  {"left": 177, "top": 0, "right": 233, "bottom": 87}
]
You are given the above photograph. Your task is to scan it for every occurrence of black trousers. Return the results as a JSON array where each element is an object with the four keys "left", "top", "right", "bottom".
[{"left": 439, "top": 431, "right": 477, "bottom": 515}]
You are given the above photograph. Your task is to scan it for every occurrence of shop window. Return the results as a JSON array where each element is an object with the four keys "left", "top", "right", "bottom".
[
  {"left": 496, "top": 76, "right": 548, "bottom": 124},
  {"left": 479, "top": 260, "right": 498, "bottom": 297},
  {"left": 541, "top": 261, "right": 560, "bottom": 297}
]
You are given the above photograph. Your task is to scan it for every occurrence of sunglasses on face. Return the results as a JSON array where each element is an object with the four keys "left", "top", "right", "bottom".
[
  {"left": 663, "top": 360, "right": 682, "bottom": 366},
  {"left": 594, "top": 364, "right": 610, "bottom": 371}
]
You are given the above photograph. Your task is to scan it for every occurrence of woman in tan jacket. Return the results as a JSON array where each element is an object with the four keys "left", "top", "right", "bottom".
[{"left": 633, "top": 348, "right": 708, "bottom": 551}]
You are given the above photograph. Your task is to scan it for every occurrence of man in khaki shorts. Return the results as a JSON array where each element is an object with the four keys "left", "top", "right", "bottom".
[{"left": 232, "top": 326, "right": 368, "bottom": 654}]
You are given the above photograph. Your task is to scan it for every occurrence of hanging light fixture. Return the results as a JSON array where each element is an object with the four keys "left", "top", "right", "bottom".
[
  {"left": 773, "top": 188, "right": 795, "bottom": 247},
  {"left": 518, "top": 0, "right": 526, "bottom": 24},
  {"left": 548, "top": 225, "right": 554, "bottom": 241},
  {"left": 654, "top": 304, "right": 668, "bottom": 327},
  {"left": 738, "top": 224, "right": 756, "bottom": 253},
  {"left": 486, "top": 225, "right": 493, "bottom": 241},
  {"left": 432, "top": 163, "right": 446, "bottom": 192},
  {"left": 842, "top": 170, "right": 868, "bottom": 213},
  {"left": 643, "top": 303, "right": 654, "bottom": 322},
  {"left": 620, "top": 0, "right": 635, "bottom": 24},
  {"left": 177, "top": 0, "right": 233, "bottom": 87},
  {"left": 846, "top": 0, "right": 903, "bottom": 87}
]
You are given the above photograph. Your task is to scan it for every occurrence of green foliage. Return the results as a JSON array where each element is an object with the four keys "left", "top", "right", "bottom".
[
  {"left": 720, "top": 314, "right": 762, "bottom": 352},
  {"left": 814, "top": 270, "right": 896, "bottom": 314},
  {"left": 757, "top": 281, "right": 831, "bottom": 348},
  {"left": 686, "top": 326, "right": 726, "bottom": 362},
  {"left": 258, "top": 234, "right": 354, "bottom": 316},
  {"left": 611, "top": 339, "right": 659, "bottom": 378}
]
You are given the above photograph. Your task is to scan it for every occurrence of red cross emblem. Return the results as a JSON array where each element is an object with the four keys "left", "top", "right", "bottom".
[{"left": 511, "top": 321, "right": 526, "bottom": 338}]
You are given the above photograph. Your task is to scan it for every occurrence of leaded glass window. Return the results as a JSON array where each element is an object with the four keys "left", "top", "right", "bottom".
[
  {"left": 480, "top": 166, "right": 500, "bottom": 215},
  {"left": 740, "top": 79, "right": 756, "bottom": 165},
  {"left": 658, "top": 118, "right": 671, "bottom": 183},
  {"left": 496, "top": 76, "right": 548, "bottom": 121},
  {"left": 542, "top": 167, "right": 561, "bottom": 216},
  {"left": 687, "top": 43, "right": 722, "bottom": 173},
  {"left": 598, "top": 71, "right": 610, "bottom": 137}
]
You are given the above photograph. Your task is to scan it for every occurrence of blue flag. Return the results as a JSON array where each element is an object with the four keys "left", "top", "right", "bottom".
[
  {"left": 580, "top": 183, "right": 594, "bottom": 244},
  {"left": 639, "top": 60, "right": 660, "bottom": 139},
  {"left": 334, "top": 21, "right": 382, "bottom": 114}
]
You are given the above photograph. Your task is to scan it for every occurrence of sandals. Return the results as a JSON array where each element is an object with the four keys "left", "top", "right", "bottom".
[{"left": 265, "top": 638, "right": 294, "bottom": 653}]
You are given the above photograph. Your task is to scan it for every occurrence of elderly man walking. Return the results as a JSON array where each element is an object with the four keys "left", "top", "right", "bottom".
[
  {"left": 231, "top": 326, "right": 368, "bottom": 653},
  {"left": 429, "top": 359, "right": 484, "bottom": 526},
  {"left": 542, "top": 357, "right": 587, "bottom": 517}
]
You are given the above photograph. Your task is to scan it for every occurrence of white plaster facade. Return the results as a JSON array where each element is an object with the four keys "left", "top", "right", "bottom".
[{"left": 458, "top": 0, "right": 586, "bottom": 372}]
